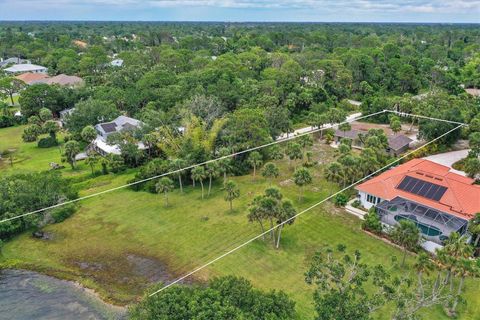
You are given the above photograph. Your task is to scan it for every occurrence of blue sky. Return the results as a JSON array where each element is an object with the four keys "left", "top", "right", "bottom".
[{"left": 0, "top": 0, "right": 479, "bottom": 23}]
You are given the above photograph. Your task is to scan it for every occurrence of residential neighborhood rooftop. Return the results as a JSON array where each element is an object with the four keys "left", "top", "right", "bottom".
[
  {"left": 0, "top": 57, "right": 31, "bottom": 67},
  {"left": 95, "top": 115, "right": 143, "bottom": 137},
  {"left": 15, "top": 72, "right": 49, "bottom": 84},
  {"left": 356, "top": 158, "right": 480, "bottom": 220},
  {"left": 43, "top": 74, "right": 84, "bottom": 86},
  {"left": 4, "top": 63, "right": 48, "bottom": 74},
  {"left": 388, "top": 135, "right": 413, "bottom": 151},
  {"left": 334, "top": 128, "right": 413, "bottom": 151}
]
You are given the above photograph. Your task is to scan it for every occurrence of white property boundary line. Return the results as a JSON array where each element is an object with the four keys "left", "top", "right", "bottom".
[
  {"left": 385, "top": 110, "right": 467, "bottom": 126},
  {"left": 148, "top": 122, "right": 465, "bottom": 296},
  {"left": 1, "top": 110, "right": 388, "bottom": 224}
]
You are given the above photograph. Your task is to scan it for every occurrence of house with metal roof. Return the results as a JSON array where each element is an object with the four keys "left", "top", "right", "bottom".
[
  {"left": 356, "top": 159, "right": 480, "bottom": 247},
  {"left": 4, "top": 63, "right": 48, "bottom": 74},
  {"left": 92, "top": 116, "right": 146, "bottom": 155}
]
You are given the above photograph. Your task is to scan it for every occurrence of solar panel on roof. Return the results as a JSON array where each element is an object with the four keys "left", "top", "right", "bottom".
[
  {"left": 416, "top": 182, "right": 431, "bottom": 197},
  {"left": 397, "top": 176, "right": 411, "bottom": 189},
  {"left": 396, "top": 176, "right": 447, "bottom": 202},
  {"left": 101, "top": 123, "right": 117, "bottom": 133},
  {"left": 411, "top": 180, "right": 424, "bottom": 194}
]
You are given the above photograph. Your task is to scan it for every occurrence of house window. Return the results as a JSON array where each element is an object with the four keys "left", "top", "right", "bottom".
[{"left": 367, "top": 194, "right": 377, "bottom": 204}]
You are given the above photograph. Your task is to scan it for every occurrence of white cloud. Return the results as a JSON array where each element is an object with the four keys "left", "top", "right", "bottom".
[
  {"left": 1, "top": 0, "right": 478, "bottom": 21},
  {"left": 4, "top": 0, "right": 480, "bottom": 11}
]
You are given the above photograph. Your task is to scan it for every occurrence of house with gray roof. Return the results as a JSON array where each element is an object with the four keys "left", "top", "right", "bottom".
[
  {"left": 92, "top": 116, "right": 146, "bottom": 155},
  {"left": 387, "top": 135, "right": 413, "bottom": 156},
  {"left": 334, "top": 129, "right": 412, "bottom": 156}
]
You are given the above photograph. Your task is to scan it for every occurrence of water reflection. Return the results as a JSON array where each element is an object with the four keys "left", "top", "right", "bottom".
[{"left": 0, "top": 269, "right": 126, "bottom": 320}]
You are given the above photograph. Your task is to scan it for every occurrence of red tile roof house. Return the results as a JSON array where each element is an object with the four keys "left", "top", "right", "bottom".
[{"left": 355, "top": 159, "right": 480, "bottom": 249}]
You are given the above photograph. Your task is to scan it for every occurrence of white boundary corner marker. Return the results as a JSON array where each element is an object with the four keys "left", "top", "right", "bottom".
[
  {"left": 384, "top": 109, "right": 468, "bottom": 126},
  {"left": 0, "top": 110, "right": 387, "bottom": 224},
  {"left": 148, "top": 122, "right": 465, "bottom": 296}
]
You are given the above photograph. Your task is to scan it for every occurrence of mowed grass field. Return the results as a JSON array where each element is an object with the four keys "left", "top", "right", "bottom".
[
  {"left": 1, "top": 140, "right": 479, "bottom": 319},
  {"left": 0, "top": 125, "right": 110, "bottom": 180},
  {"left": 0, "top": 125, "right": 64, "bottom": 172}
]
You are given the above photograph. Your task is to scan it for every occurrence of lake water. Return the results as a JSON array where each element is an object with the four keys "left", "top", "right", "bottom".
[{"left": 0, "top": 269, "right": 126, "bottom": 320}]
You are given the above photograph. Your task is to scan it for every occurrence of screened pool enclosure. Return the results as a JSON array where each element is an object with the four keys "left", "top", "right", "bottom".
[{"left": 375, "top": 197, "right": 469, "bottom": 244}]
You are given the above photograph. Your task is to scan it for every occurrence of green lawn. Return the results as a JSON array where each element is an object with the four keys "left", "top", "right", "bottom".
[
  {"left": 1, "top": 142, "right": 479, "bottom": 319},
  {"left": 0, "top": 125, "right": 97, "bottom": 179},
  {"left": 3, "top": 94, "right": 19, "bottom": 106},
  {"left": 0, "top": 125, "right": 64, "bottom": 172}
]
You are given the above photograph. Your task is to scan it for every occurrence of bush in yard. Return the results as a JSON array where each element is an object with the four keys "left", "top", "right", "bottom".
[
  {"left": 351, "top": 199, "right": 362, "bottom": 208},
  {"left": 0, "top": 115, "right": 15, "bottom": 128},
  {"left": 51, "top": 204, "right": 77, "bottom": 223},
  {"left": 333, "top": 192, "right": 348, "bottom": 206},
  {"left": 37, "top": 136, "right": 58, "bottom": 148},
  {"left": 362, "top": 208, "right": 383, "bottom": 234}
]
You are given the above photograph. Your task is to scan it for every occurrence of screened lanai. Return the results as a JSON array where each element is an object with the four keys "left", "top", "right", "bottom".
[{"left": 376, "top": 197, "right": 469, "bottom": 244}]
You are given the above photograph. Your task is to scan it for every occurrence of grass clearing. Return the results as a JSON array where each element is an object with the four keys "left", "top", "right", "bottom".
[
  {"left": 0, "top": 141, "right": 479, "bottom": 319},
  {"left": 0, "top": 125, "right": 64, "bottom": 173}
]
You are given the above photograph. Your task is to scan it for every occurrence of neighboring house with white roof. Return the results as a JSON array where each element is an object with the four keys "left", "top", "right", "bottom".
[
  {"left": 110, "top": 59, "right": 124, "bottom": 67},
  {"left": 91, "top": 115, "right": 146, "bottom": 155},
  {"left": 4, "top": 64, "right": 48, "bottom": 74},
  {"left": 0, "top": 57, "right": 31, "bottom": 68}
]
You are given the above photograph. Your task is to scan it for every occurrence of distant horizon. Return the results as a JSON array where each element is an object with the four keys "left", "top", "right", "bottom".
[
  {"left": 1, "top": 1, "right": 479, "bottom": 23},
  {"left": 0, "top": 20, "right": 479, "bottom": 25}
]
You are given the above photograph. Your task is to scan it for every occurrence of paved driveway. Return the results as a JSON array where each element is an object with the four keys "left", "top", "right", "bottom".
[
  {"left": 277, "top": 112, "right": 362, "bottom": 141},
  {"left": 423, "top": 149, "right": 470, "bottom": 176}
]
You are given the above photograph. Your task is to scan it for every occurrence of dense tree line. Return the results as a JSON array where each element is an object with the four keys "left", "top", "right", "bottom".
[
  {"left": 129, "top": 276, "right": 296, "bottom": 320},
  {"left": 0, "top": 171, "right": 77, "bottom": 239}
]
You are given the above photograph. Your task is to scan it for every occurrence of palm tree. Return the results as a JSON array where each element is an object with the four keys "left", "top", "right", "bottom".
[
  {"left": 468, "top": 213, "right": 480, "bottom": 247},
  {"left": 206, "top": 162, "right": 220, "bottom": 196},
  {"left": 286, "top": 142, "right": 303, "bottom": 169},
  {"left": 263, "top": 187, "right": 284, "bottom": 244},
  {"left": 298, "top": 135, "right": 313, "bottom": 159},
  {"left": 217, "top": 147, "right": 233, "bottom": 186},
  {"left": 85, "top": 153, "right": 99, "bottom": 175},
  {"left": 248, "top": 196, "right": 266, "bottom": 240},
  {"left": 170, "top": 158, "right": 186, "bottom": 193},
  {"left": 267, "top": 144, "right": 283, "bottom": 160},
  {"left": 275, "top": 200, "right": 296, "bottom": 249},
  {"left": 440, "top": 232, "right": 473, "bottom": 288},
  {"left": 339, "top": 154, "right": 360, "bottom": 184},
  {"left": 262, "top": 162, "right": 279, "bottom": 186},
  {"left": 338, "top": 122, "right": 351, "bottom": 138},
  {"left": 324, "top": 162, "right": 343, "bottom": 185},
  {"left": 224, "top": 180, "right": 240, "bottom": 212},
  {"left": 293, "top": 167, "right": 312, "bottom": 201},
  {"left": 155, "top": 177, "right": 174, "bottom": 207},
  {"left": 389, "top": 219, "right": 421, "bottom": 267},
  {"left": 414, "top": 252, "right": 434, "bottom": 298},
  {"left": 328, "top": 162, "right": 348, "bottom": 187},
  {"left": 191, "top": 166, "right": 206, "bottom": 199},
  {"left": 142, "top": 133, "right": 158, "bottom": 158},
  {"left": 450, "top": 257, "right": 478, "bottom": 314},
  {"left": 360, "top": 148, "right": 380, "bottom": 176},
  {"left": 247, "top": 151, "right": 263, "bottom": 177},
  {"left": 100, "top": 157, "right": 110, "bottom": 174}
]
